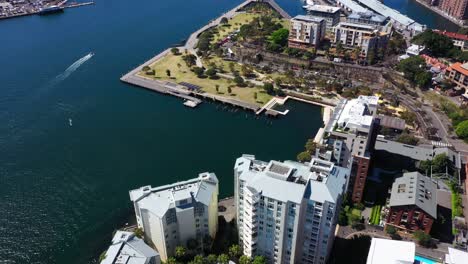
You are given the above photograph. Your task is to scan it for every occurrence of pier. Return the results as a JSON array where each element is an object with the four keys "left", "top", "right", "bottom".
[{"left": 0, "top": 1, "right": 94, "bottom": 21}]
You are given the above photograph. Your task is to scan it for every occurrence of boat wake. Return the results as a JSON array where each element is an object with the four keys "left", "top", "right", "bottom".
[{"left": 53, "top": 52, "right": 94, "bottom": 83}]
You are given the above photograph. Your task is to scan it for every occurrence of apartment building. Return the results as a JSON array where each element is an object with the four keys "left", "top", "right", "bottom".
[
  {"left": 305, "top": 5, "right": 341, "bottom": 32},
  {"left": 318, "top": 96, "right": 379, "bottom": 203},
  {"left": 288, "top": 15, "right": 326, "bottom": 50},
  {"left": 333, "top": 22, "right": 389, "bottom": 58},
  {"left": 100, "top": 230, "right": 161, "bottom": 264},
  {"left": 439, "top": 0, "right": 468, "bottom": 20},
  {"left": 385, "top": 172, "right": 437, "bottom": 234},
  {"left": 129, "top": 173, "right": 219, "bottom": 261},
  {"left": 234, "top": 155, "right": 349, "bottom": 264},
  {"left": 445, "top": 62, "right": 468, "bottom": 99}
]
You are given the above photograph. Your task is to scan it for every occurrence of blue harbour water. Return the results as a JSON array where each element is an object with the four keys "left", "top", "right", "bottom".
[{"left": 0, "top": 0, "right": 458, "bottom": 263}]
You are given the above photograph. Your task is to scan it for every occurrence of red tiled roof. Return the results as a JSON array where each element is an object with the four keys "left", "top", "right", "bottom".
[
  {"left": 433, "top": 29, "right": 468, "bottom": 41},
  {"left": 449, "top": 62, "right": 468, "bottom": 76}
]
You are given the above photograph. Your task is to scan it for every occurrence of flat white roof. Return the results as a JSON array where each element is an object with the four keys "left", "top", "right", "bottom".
[
  {"left": 337, "top": 0, "right": 369, "bottom": 13},
  {"left": 366, "top": 238, "right": 415, "bottom": 264},
  {"left": 445, "top": 247, "right": 468, "bottom": 264},
  {"left": 336, "top": 96, "right": 378, "bottom": 130},
  {"left": 356, "top": 0, "right": 419, "bottom": 27},
  {"left": 305, "top": 4, "right": 341, "bottom": 13}
]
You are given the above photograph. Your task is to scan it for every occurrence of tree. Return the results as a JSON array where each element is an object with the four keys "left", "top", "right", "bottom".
[
  {"left": 412, "top": 29, "right": 454, "bottom": 57},
  {"left": 239, "top": 255, "right": 251, "bottom": 264},
  {"left": 297, "top": 151, "right": 311, "bottom": 163},
  {"left": 193, "top": 67, "right": 204, "bottom": 77},
  {"left": 234, "top": 75, "right": 245, "bottom": 86},
  {"left": 455, "top": 120, "right": 468, "bottom": 140},
  {"left": 269, "top": 28, "right": 289, "bottom": 47},
  {"left": 305, "top": 139, "right": 317, "bottom": 153},
  {"left": 413, "top": 230, "right": 432, "bottom": 247},
  {"left": 134, "top": 227, "right": 144, "bottom": 238},
  {"left": 205, "top": 68, "right": 217, "bottom": 79},
  {"left": 166, "top": 257, "right": 179, "bottom": 264},
  {"left": 400, "top": 110, "right": 417, "bottom": 127},
  {"left": 396, "top": 133, "right": 419, "bottom": 145},
  {"left": 252, "top": 256, "right": 266, "bottom": 264},
  {"left": 263, "top": 82, "right": 275, "bottom": 95},
  {"left": 432, "top": 153, "right": 449, "bottom": 173},
  {"left": 229, "top": 62, "right": 236, "bottom": 74},
  {"left": 254, "top": 92, "right": 257, "bottom": 100},
  {"left": 217, "top": 254, "right": 230, "bottom": 264},
  {"left": 215, "top": 84, "right": 220, "bottom": 93},
  {"left": 397, "top": 56, "right": 426, "bottom": 83},
  {"left": 228, "top": 244, "right": 242, "bottom": 259},
  {"left": 206, "top": 254, "right": 217, "bottom": 264},
  {"left": 191, "top": 255, "right": 206, "bottom": 264},
  {"left": 175, "top": 246, "right": 186, "bottom": 260},
  {"left": 166, "top": 69, "right": 171, "bottom": 77},
  {"left": 415, "top": 71, "right": 432, "bottom": 88},
  {"left": 171, "top": 47, "right": 180, "bottom": 55},
  {"left": 241, "top": 65, "right": 253, "bottom": 77},
  {"left": 228, "top": 86, "right": 232, "bottom": 94},
  {"left": 142, "top": 65, "right": 150, "bottom": 71},
  {"left": 386, "top": 225, "right": 397, "bottom": 235},
  {"left": 99, "top": 251, "right": 107, "bottom": 262},
  {"left": 182, "top": 54, "right": 197, "bottom": 67},
  {"left": 220, "top": 17, "right": 229, "bottom": 24},
  {"left": 338, "top": 210, "right": 348, "bottom": 226}
]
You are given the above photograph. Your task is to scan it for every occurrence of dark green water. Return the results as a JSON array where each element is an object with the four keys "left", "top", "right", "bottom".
[
  {"left": 0, "top": 0, "right": 457, "bottom": 263},
  {"left": 0, "top": 0, "right": 323, "bottom": 263}
]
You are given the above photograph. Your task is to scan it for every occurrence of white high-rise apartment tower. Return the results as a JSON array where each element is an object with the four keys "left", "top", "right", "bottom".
[
  {"left": 234, "top": 155, "right": 349, "bottom": 264},
  {"left": 129, "top": 173, "right": 219, "bottom": 261}
]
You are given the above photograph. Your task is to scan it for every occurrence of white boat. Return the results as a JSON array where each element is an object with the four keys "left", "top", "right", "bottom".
[{"left": 69, "top": 118, "right": 73, "bottom": 126}]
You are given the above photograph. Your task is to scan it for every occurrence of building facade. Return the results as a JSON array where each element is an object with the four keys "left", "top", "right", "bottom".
[
  {"left": 305, "top": 5, "right": 341, "bottom": 32},
  {"left": 445, "top": 62, "right": 468, "bottom": 99},
  {"left": 101, "top": 230, "right": 161, "bottom": 264},
  {"left": 318, "top": 96, "right": 379, "bottom": 203},
  {"left": 385, "top": 172, "right": 437, "bottom": 234},
  {"left": 129, "top": 173, "right": 219, "bottom": 261},
  {"left": 333, "top": 22, "right": 389, "bottom": 59},
  {"left": 234, "top": 155, "right": 349, "bottom": 264},
  {"left": 439, "top": 0, "right": 468, "bottom": 20},
  {"left": 288, "top": 15, "right": 326, "bottom": 50}
]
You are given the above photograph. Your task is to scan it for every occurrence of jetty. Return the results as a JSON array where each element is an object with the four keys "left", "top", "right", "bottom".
[{"left": 0, "top": 1, "right": 94, "bottom": 21}]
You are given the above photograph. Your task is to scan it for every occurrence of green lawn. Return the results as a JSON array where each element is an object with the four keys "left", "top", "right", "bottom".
[{"left": 139, "top": 52, "right": 271, "bottom": 105}]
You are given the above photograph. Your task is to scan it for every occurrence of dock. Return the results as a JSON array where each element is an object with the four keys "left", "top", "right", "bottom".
[{"left": 0, "top": 1, "right": 94, "bottom": 21}]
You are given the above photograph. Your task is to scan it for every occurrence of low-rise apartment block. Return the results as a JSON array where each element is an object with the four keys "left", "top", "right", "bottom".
[
  {"left": 318, "top": 96, "right": 379, "bottom": 203},
  {"left": 333, "top": 22, "right": 389, "bottom": 59},
  {"left": 288, "top": 15, "right": 326, "bottom": 50},
  {"left": 100, "top": 230, "right": 161, "bottom": 264},
  {"left": 385, "top": 172, "right": 437, "bottom": 234},
  {"left": 234, "top": 155, "right": 349, "bottom": 264},
  {"left": 305, "top": 5, "right": 341, "bottom": 32},
  {"left": 445, "top": 62, "right": 468, "bottom": 100},
  {"left": 129, "top": 173, "right": 219, "bottom": 261}
]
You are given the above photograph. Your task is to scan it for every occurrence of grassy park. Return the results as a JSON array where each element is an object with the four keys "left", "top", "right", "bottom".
[{"left": 138, "top": 52, "right": 272, "bottom": 105}]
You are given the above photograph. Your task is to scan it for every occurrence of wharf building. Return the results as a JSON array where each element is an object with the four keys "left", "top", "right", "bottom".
[
  {"left": 100, "top": 230, "right": 161, "bottom": 264},
  {"left": 333, "top": 22, "right": 390, "bottom": 59},
  {"left": 318, "top": 96, "right": 379, "bottom": 203},
  {"left": 304, "top": 5, "right": 341, "bottom": 32},
  {"left": 346, "top": 11, "right": 388, "bottom": 27},
  {"left": 129, "top": 173, "right": 219, "bottom": 261},
  {"left": 234, "top": 155, "right": 349, "bottom": 264},
  {"left": 288, "top": 15, "right": 326, "bottom": 50},
  {"left": 384, "top": 172, "right": 437, "bottom": 234}
]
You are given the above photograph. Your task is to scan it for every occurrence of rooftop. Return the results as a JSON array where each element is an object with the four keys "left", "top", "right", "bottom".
[
  {"left": 336, "top": 22, "right": 377, "bottom": 31},
  {"left": 334, "top": 95, "right": 378, "bottom": 132},
  {"left": 445, "top": 247, "right": 468, "bottom": 264},
  {"left": 129, "top": 172, "right": 218, "bottom": 217},
  {"left": 377, "top": 115, "right": 405, "bottom": 130},
  {"left": 101, "top": 231, "right": 159, "bottom": 264},
  {"left": 347, "top": 11, "right": 387, "bottom": 24},
  {"left": 448, "top": 62, "right": 468, "bottom": 76},
  {"left": 434, "top": 30, "right": 468, "bottom": 41},
  {"left": 356, "top": 0, "right": 417, "bottom": 27},
  {"left": 366, "top": 238, "right": 415, "bottom": 264},
  {"left": 292, "top": 15, "right": 325, "bottom": 24},
  {"left": 304, "top": 4, "right": 341, "bottom": 13},
  {"left": 389, "top": 172, "right": 437, "bottom": 219},
  {"left": 235, "top": 155, "right": 349, "bottom": 204},
  {"left": 337, "top": 0, "right": 369, "bottom": 13}
]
